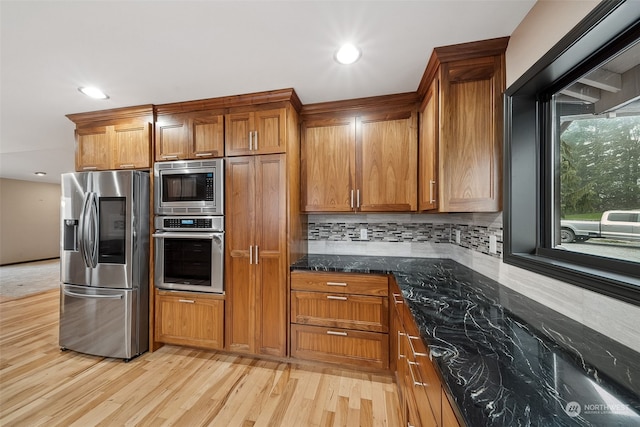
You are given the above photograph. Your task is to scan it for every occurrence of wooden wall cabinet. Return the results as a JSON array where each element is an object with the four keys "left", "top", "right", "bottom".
[
  {"left": 155, "top": 111, "right": 224, "bottom": 161},
  {"left": 301, "top": 106, "right": 418, "bottom": 213},
  {"left": 67, "top": 105, "right": 153, "bottom": 172},
  {"left": 391, "top": 279, "right": 462, "bottom": 427},
  {"left": 154, "top": 290, "right": 224, "bottom": 350},
  {"left": 225, "top": 108, "right": 286, "bottom": 156},
  {"left": 418, "top": 38, "right": 507, "bottom": 212},
  {"left": 419, "top": 77, "right": 439, "bottom": 211},
  {"left": 290, "top": 271, "right": 389, "bottom": 370}
]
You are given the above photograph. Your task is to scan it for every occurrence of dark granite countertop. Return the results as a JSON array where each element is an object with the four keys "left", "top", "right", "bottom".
[{"left": 291, "top": 254, "right": 640, "bottom": 427}]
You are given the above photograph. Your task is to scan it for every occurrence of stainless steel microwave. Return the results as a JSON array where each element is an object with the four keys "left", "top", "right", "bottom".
[{"left": 154, "top": 159, "right": 224, "bottom": 215}]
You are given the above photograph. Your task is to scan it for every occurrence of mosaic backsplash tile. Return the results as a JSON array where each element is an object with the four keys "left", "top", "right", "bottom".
[{"left": 307, "top": 213, "right": 503, "bottom": 258}]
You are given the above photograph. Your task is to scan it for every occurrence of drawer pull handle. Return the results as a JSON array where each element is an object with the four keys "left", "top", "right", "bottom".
[
  {"left": 195, "top": 152, "right": 213, "bottom": 157},
  {"left": 392, "top": 293, "right": 403, "bottom": 304},
  {"left": 327, "top": 331, "right": 347, "bottom": 336},
  {"left": 82, "top": 166, "right": 98, "bottom": 170},
  {"left": 119, "top": 164, "right": 135, "bottom": 169},
  {"left": 407, "top": 334, "right": 430, "bottom": 358},
  {"left": 407, "top": 360, "right": 427, "bottom": 387},
  {"left": 327, "top": 282, "right": 347, "bottom": 287},
  {"left": 178, "top": 299, "right": 195, "bottom": 304},
  {"left": 398, "top": 331, "right": 405, "bottom": 360},
  {"left": 327, "top": 295, "right": 347, "bottom": 301},
  {"left": 162, "top": 155, "right": 178, "bottom": 159}
]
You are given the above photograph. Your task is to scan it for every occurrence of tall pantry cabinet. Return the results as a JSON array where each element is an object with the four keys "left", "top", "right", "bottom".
[{"left": 224, "top": 91, "right": 305, "bottom": 357}]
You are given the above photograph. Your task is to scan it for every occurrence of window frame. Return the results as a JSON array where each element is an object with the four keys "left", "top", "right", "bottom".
[{"left": 503, "top": 0, "right": 640, "bottom": 306}]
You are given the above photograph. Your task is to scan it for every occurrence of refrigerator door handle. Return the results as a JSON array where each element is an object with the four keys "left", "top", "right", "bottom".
[
  {"left": 78, "top": 192, "right": 92, "bottom": 268},
  {"left": 62, "top": 289, "right": 123, "bottom": 300},
  {"left": 88, "top": 192, "right": 99, "bottom": 268}
]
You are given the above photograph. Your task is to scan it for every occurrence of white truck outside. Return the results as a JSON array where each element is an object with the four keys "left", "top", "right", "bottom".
[{"left": 560, "top": 210, "right": 640, "bottom": 243}]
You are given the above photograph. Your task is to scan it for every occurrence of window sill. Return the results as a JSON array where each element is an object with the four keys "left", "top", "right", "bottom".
[{"left": 504, "top": 252, "right": 640, "bottom": 306}]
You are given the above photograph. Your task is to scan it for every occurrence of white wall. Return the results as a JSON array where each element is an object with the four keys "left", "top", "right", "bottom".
[
  {"left": 506, "top": 0, "right": 600, "bottom": 87},
  {"left": 0, "top": 178, "right": 60, "bottom": 264}
]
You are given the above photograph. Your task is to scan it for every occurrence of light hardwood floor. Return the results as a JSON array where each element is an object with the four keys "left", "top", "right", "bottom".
[{"left": 0, "top": 289, "right": 402, "bottom": 426}]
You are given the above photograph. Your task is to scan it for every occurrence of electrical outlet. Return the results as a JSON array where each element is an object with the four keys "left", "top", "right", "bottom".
[
  {"left": 489, "top": 235, "right": 497, "bottom": 254},
  {"left": 455, "top": 230, "right": 461, "bottom": 244},
  {"left": 360, "top": 228, "right": 368, "bottom": 240}
]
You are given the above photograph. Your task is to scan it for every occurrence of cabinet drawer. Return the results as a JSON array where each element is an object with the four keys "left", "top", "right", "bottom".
[
  {"left": 291, "top": 271, "right": 388, "bottom": 296},
  {"left": 291, "top": 324, "right": 389, "bottom": 369},
  {"left": 291, "top": 291, "right": 388, "bottom": 332},
  {"left": 155, "top": 291, "right": 225, "bottom": 350}
]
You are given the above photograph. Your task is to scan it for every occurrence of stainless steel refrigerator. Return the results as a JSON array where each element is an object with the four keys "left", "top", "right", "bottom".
[{"left": 60, "top": 170, "right": 149, "bottom": 360}]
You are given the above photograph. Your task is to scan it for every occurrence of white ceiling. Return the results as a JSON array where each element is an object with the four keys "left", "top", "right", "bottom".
[{"left": 0, "top": 0, "right": 536, "bottom": 184}]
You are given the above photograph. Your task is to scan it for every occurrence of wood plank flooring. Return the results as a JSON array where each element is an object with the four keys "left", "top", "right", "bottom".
[{"left": 0, "top": 289, "right": 402, "bottom": 426}]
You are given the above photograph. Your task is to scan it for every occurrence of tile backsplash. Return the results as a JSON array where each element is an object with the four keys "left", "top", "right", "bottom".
[
  {"left": 305, "top": 212, "right": 640, "bottom": 354},
  {"left": 308, "top": 212, "right": 503, "bottom": 258}
]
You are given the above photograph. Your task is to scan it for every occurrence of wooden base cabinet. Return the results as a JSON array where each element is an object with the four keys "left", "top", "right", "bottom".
[
  {"left": 290, "top": 271, "right": 389, "bottom": 369},
  {"left": 155, "top": 290, "right": 224, "bottom": 350},
  {"left": 391, "top": 280, "right": 462, "bottom": 427}
]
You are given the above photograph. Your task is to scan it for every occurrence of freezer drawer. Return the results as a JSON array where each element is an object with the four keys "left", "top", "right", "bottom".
[{"left": 59, "top": 284, "right": 143, "bottom": 359}]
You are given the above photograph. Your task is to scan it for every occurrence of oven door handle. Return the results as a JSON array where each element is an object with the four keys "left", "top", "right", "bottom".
[{"left": 152, "top": 232, "right": 222, "bottom": 239}]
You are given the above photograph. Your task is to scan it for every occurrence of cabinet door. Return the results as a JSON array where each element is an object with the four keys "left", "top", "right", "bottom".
[
  {"left": 155, "top": 292, "right": 224, "bottom": 349},
  {"left": 358, "top": 111, "right": 418, "bottom": 211},
  {"left": 405, "top": 315, "right": 441, "bottom": 427},
  {"left": 112, "top": 123, "right": 151, "bottom": 169},
  {"left": 253, "top": 108, "right": 286, "bottom": 154},
  {"left": 225, "top": 156, "right": 256, "bottom": 353},
  {"left": 440, "top": 55, "right": 503, "bottom": 212},
  {"left": 225, "top": 112, "right": 253, "bottom": 156},
  {"left": 255, "top": 154, "right": 287, "bottom": 356},
  {"left": 155, "top": 116, "right": 189, "bottom": 161},
  {"left": 301, "top": 117, "right": 356, "bottom": 212},
  {"left": 76, "top": 126, "right": 110, "bottom": 171},
  {"left": 192, "top": 113, "right": 224, "bottom": 158},
  {"left": 390, "top": 286, "right": 404, "bottom": 373},
  {"left": 442, "top": 388, "right": 462, "bottom": 427},
  {"left": 419, "top": 77, "right": 439, "bottom": 211}
]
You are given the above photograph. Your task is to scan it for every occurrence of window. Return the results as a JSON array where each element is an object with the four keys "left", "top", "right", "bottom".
[{"left": 504, "top": 0, "right": 640, "bottom": 305}]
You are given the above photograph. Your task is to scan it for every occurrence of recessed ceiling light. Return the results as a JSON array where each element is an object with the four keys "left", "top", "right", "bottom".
[
  {"left": 335, "top": 43, "right": 361, "bottom": 65},
  {"left": 34, "top": 171, "right": 47, "bottom": 176},
  {"left": 78, "top": 86, "right": 109, "bottom": 99}
]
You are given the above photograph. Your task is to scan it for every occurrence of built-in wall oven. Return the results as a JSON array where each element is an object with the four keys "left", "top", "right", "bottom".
[{"left": 153, "top": 216, "right": 224, "bottom": 293}]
